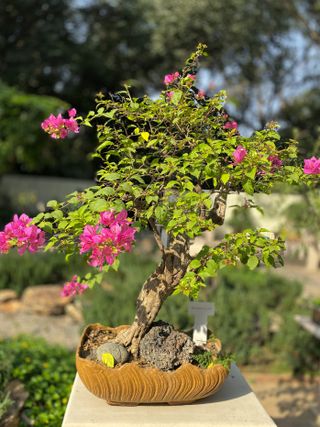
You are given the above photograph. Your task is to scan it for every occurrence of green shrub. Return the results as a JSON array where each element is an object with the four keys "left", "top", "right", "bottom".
[
  {"left": 209, "top": 267, "right": 302, "bottom": 365},
  {"left": 0, "top": 349, "right": 13, "bottom": 420},
  {"left": 0, "top": 336, "right": 75, "bottom": 426},
  {"left": 273, "top": 314, "right": 320, "bottom": 376},
  {"left": 0, "top": 250, "right": 89, "bottom": 295}
]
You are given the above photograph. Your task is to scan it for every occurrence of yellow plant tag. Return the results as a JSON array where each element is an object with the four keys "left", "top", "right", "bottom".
[
  {"left": 141, "top": 132, "right": 150, "bottom": 141},
  {"left": 101, "top": 352, "right": 115, "bottom": 368}
]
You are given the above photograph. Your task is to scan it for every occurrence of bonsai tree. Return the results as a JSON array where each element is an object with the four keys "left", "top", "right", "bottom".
[{"left": 1, "top": 45, "right": 319, "bottom": 358}]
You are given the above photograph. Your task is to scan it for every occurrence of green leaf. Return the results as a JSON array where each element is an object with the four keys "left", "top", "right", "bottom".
[
  {"left": 41, "top": 222, "right": 53, "bottom": 233},
  {"left": 189, "top": 259, "right": 201, "bottom": 269},
  {"left": 245, "top": 167, "right": 257, "bottom": 180},
  {"left": 51, "top": 210, "right": 63, "bottom": 220},
  {"left": 105, "top": 109, "right": 116, "bottom": 118},
  {"left": 32, "top": 213, "right": 44, "bottom": 223},
  {"left": 243, "top": 180, "right": 254, "bottom": 195},
  {"left": 146, "top": 195, "right": 159, "bottom": 204},
  {"left": 91, "top": 198, "right": 108, "bottom": 212},
  {"left": 172, "top": 90, "right": 182, "bottom": 105},
  {"left": 104, "top": 173, "right": 120, "bottom": 181},
  {"left": 44, "top": 240, "right": 56, "bottom": 251},
  {"left": 58, "top": 220, "right": 68, "bottom": 230},
  {"left": 112, "top": 258, "right": 120, "bottom": 271},
  {"left": 221, "top": 173, "right": 230, "bottom": 185},
  {"left": 247, "top": 255, "right": 259, "bottom": 270},
  {"left": 47, "top": 200, "right": 58, "bottom": 209}
]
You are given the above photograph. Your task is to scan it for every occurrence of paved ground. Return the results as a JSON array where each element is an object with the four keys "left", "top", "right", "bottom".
[
  {"left": 244, "top": 371, "right": 320, "bottom": 427},
  {"left": 0, "top": 312, "right": 81, "bottom": 349}
]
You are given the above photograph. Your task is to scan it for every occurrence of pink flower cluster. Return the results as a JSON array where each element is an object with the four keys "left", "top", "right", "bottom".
[
  {"left": 79, "top": 210, "right": 136, "bottom": 269},
  {"left": 61, "top": 275, "right": 88, "bottom": 297},
  {"left": 163, "top": 72, "right": 180, "bottom": 85},
  {"left": 166, "top": 91, "right": 174, "bottom": 100},
  {"left": 224, "top": 121, "right": 238, "bottom": 130},
  {"left": 196, "top": 89, "right": 206, "bottom": 99},
  {"left": 268, "top": 155, "right": 282, "bottom": 170},
  {"left": 41, "top": 108, "right": 79, "bottom": 139},
  {"left": 0, "top": 214, "right": 45, "bottom": 255},
  {"left": 304, "top": 157, "right": 320, "bottom": 175},
  {"left": 233, "top": 145, "right": 247, "bottom": 164},
  {"left": 187, "top": 74, "right": 196, "bottom": 80}
]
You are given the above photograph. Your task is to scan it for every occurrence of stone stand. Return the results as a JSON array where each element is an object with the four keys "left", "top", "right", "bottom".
[{"left": 62, "top": 365, "right": 276, "bottom": 427}]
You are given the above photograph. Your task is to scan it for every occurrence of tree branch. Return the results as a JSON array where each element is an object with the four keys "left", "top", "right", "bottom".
[
  {"left": 148, "top": 218, "right": 164, "bottom": 252},
  {"left": 209, "top": 189, "right": 228, "bottom": 225}
]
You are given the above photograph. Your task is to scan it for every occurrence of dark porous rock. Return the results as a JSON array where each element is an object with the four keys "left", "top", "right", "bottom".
[
  {"left": 139, "top": 321, "right": 195, "bottom": 371},
  {"left": 96, "top": 342, "right": 129, "bottom": 365}
]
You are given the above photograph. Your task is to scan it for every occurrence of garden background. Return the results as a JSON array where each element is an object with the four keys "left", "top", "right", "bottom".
[{"left": 0, "top": 1, "right": 319, "bottom": 426}]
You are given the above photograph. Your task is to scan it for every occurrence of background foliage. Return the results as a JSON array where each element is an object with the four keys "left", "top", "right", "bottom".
[
  {"left": 0, "top": 336, "right": 75, "bottom": 427},
  {"left": 1, "top": 0, "right": 320, "bottom": 178},
  {"left": 0, "top": 250, "right": 89, "bottom": 295}
]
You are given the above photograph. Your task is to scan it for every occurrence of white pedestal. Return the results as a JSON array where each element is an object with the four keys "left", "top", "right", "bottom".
[{"left": 62, "top": 365, "right": 276, "bottom": 427}]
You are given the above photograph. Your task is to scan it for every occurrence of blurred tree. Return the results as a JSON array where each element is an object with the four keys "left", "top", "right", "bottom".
[
  {"left": 1, "top": 0, "right": 320, "bottom": 177},
  {"left": 0, "top": 82, "right": 94, "bottom": 177},
  {"left": 0, "top": 0, "right": 295, "bottom": 112},
  {"left": 0, "top": 0, "right": 78, "bottom": 98},
  {"left": 280, "top": 88, "right": 320, "bottom": 157}
]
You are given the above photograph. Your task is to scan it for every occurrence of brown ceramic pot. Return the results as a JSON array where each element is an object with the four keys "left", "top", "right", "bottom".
[{"left": 76, "top": 323, "right": 229, "bottom": 405}]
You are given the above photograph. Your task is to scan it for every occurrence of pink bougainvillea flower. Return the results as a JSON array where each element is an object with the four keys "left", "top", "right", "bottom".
[
  {"left": 166, "top": 91, "right": 174, "bottom": 100},
  {"left": 196, "top": 89, "right": 206, "bottom": 99},
  {"left": 0, "top": 232, "right": 9, "bottom": 254},
  {"left": 61, "top": 275, "right": 88, "bottom": 297},
  {"left": 68, "top": 108, "right": 77, "bottom": 118},
  {"left": 186, "top": 74, "right": 196, "bottom": 81},
  {"left": 268, "top": 155, "right": 283, "bottom": 170},
  {"left": 41, "top": 108, "right": 79, "bottom": 139},
  {"left": 0, "top": 214, "right": 45, "bottom": 255},
  {"left": 80, "top": 210, "right": 136, "bottom": 269},
  {"left": 232, "top": 146, "right": 247, "bottom": 164},
  {"left": 163, "top": 72, "right": 180, "bottom": 85},
  {"left": 224, "top": 121, "right": 238, "bottom": 130},
  {"left": 303, "top": 157, "right": 320, "bottom": 175}
]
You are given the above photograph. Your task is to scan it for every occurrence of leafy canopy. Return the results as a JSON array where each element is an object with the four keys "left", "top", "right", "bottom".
[{"left": 34, "top": 45, "right": 318, "bottom": 297}]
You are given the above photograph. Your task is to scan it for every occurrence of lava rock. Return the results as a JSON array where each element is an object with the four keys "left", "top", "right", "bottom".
[
  {"left": 96, "top": 342, "right": 129, "bottom": 365},
  {"left": 139, "top": 321, "right": 195, "bottom": 371}
]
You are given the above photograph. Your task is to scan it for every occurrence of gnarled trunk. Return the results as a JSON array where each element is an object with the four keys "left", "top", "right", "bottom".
[{"left": 115, "top": 234, "right": 190, "bottom": 357}]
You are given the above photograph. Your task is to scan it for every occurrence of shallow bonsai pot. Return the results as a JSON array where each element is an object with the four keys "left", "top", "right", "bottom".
[{"left": 76, "top": 323, "right": 229, "bottom": 405}]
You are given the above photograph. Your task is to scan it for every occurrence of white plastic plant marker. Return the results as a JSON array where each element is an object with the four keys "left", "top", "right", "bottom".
[{"left": 188, "top": 301, "right": 214, "bottom": 345}]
